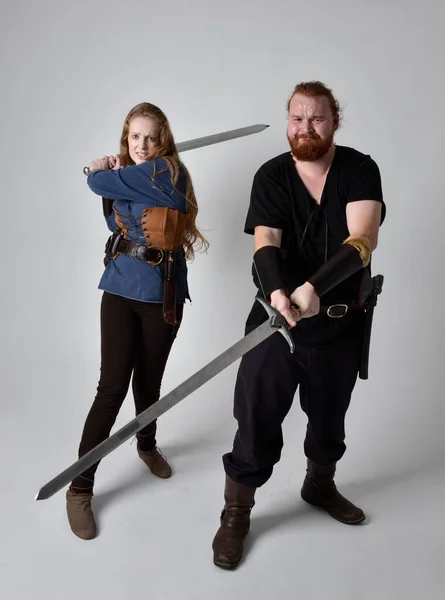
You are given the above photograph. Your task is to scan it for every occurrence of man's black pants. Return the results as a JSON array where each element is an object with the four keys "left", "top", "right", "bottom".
[{"left": 223, "top": 314, "right": 363, "bottom": 488}]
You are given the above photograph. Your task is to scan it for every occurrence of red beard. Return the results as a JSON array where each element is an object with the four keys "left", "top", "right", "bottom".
[{"left": 288, "top": 132, "right": 334, "bottom": 161}]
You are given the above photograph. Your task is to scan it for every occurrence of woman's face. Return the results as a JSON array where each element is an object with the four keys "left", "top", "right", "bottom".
[{"left": 127, "top": 116, "right": 161, "bottom": 164}]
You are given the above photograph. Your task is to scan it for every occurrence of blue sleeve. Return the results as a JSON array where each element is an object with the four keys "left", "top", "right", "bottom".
[{"left": 87, "top": 161, "right": 158, "bottom": 201}]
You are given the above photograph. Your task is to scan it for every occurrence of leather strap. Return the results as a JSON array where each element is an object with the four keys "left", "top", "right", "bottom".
[
  {"left": 112, "top": 237, "right": 165, "bottom": 264},
  {"left": 163, "top": 251, "right": 178, "bottom": 325},
  {"left": 105, "top": 233, "right": 184, "bottom": 263}
]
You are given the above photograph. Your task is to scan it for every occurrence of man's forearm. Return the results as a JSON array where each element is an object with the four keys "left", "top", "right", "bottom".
[{"left": 308, "top": 236, "right": 371, "bottom": 297}]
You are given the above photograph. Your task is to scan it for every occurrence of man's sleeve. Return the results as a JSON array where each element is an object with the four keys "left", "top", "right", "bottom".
[
  {"left": 244, "top": 168, "right": 290, "bottom": 234},
  {"left": 347, "top": 157, "right": 386, "bottom": 224}
]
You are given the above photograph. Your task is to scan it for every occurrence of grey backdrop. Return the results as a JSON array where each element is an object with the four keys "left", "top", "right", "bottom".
[{"left": 1, "top": 1, "right": 444, "bottom": 599}]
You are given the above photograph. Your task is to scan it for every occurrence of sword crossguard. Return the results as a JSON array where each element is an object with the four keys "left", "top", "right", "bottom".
[{"left": 255, "top": 295, "right": 295, "bottom": 353}]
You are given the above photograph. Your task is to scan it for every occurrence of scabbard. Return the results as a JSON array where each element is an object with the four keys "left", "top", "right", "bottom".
[
  {"left": 359, "top": 304, "right": 374, "bottom": 380},
  {"left": 359, "top": 274, "right": 384, "bottom": 381},
  {"left": 163, "top": 251, "right": 178, "bottom": 325},
  {"left": 102, "top": 197, "right": 114, "bottom": 218}
]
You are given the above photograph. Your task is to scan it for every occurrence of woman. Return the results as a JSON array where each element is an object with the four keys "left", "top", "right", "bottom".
[{"left": 66, "top": 103, "right": 208, "bottom": 540}]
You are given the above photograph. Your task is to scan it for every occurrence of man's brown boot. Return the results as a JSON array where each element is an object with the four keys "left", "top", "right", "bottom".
[
  {"left": 212, "top": 475, "right": 256, "bottom": 569},
  {"left": 66, "top": 489, "right": 97, "bottom": 539},
  {"left": 137, "top": 446, "right": 172, "bottom": 479},
  {"left": 301, "top": 459, "right": 365, "bottom": 524}
]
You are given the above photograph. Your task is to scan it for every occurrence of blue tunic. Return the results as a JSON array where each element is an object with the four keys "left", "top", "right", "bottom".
[{"left": 87, "top": 159, "right": 191, "bottom": 303}]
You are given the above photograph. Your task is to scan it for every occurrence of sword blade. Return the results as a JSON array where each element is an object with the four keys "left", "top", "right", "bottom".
[
  {"left": 83, "top": 124, "right": 268, "bottom": 175},
  {"left": 176, "top": 124, "right": 269, "bottom": 153},
  {"left": 36, "top": 316, "right": 280, "bottom": 501}
]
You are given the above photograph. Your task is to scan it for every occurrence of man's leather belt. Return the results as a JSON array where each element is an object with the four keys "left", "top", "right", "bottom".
[{"left": 319, "top": 302, "right": 361, "bottom": 318}]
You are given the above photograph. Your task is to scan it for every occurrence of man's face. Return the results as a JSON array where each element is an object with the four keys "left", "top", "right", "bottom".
[{"left": 287, "top": 93, "right": 337, "bottom": 161}]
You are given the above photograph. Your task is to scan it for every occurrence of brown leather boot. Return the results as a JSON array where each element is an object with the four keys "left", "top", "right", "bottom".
[
  {"left": 301, "top": 459, "right": 365, "bottom": 524},
  {"left": 212, "top": 475, "right": 256, "bottom": 569},
  {"left": 66, "top": 489, "right": 97, "bottom": 539},
  {"left": 137, "top": 446, "right": 172, "bottom": 479}
]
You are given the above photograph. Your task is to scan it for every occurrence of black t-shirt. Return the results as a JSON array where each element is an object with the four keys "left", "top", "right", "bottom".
[{"left": 244, "top": 145, "right": 386, "bottom": 342}]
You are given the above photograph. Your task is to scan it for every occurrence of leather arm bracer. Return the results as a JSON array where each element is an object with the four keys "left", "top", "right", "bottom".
[
  {"left": 308, "top": 236, "right": 371, "bottom": 297},
  {"left": 252, "top": 245, "right": 286, "bottom": 299}
]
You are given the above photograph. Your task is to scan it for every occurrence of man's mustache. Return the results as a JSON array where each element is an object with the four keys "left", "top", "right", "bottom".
[{"left": 294, "top": 133, "right": 321, "bottom": 140}]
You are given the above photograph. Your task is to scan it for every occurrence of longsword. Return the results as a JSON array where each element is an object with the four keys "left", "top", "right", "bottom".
[
  {"left": 82, "top": 124, "right": 269, "bottom": 176},
  {"left": 36, "top": 296, "right": 293, "bottom": 501}
]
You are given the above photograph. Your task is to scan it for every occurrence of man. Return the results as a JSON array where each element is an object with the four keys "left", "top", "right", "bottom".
[{"left": 212, "top": 81, "right": 385, "bottom": 569}]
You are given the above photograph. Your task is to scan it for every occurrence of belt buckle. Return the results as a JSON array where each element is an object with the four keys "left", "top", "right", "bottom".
[
  {"left": 327, "top": 303, "right": 349, "bottom": 318},
  {"left": 146, "top": 247, "right": 164, "bottom": 266}
]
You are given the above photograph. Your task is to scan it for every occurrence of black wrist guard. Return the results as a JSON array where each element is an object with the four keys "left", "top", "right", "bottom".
[
  {"left": 308, "top": 237, "right": 370, "bottom": 297},
  {"left": 252, "top": 246, "right": 286, "bottom": 299}
]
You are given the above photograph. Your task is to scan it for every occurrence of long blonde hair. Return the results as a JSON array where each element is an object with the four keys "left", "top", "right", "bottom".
[{"left": 119, "top": 102, "right": 208, "bottom": 260}]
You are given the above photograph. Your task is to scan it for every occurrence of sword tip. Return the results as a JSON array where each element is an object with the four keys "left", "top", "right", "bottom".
[{"left": 35, "top": 489, "right": 48, "bottom": 501}]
